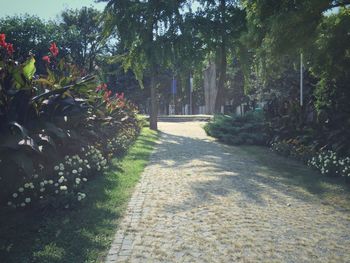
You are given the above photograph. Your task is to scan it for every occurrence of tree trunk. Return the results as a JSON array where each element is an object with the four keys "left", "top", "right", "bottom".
[
  {"left": 215, "top": 43, "right": 227, "bottom": 113},
  {"left": 214, "top": 0, "right": 227, "bottom": 113},
  {"left": 150, "top": 75, "right": 158, "bottom": 130}
]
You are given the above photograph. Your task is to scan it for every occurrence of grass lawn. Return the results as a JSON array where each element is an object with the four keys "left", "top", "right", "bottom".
[
  {"left": 0, "top": 128, "right": 158, "bottom": 263},
  {"left": 240, "top": 145, "right": 350, "bottom": 211}
]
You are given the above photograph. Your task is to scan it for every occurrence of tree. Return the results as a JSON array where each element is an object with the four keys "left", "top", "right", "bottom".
[
  {"left": 240, "top": 1, "right": 350, "bottom": 154},
  {"left": 193, "top": 0, "right": 246, "bottom": 112},
  {"left": 102, "top": 0, "right": 187, "bottom": 130},
  {"left": 0, "top": 9, "right": 107, "bottom": 74},
  {"left": 0, "top": 15, "right": 60, "bottom": 73},
  {"left": 242, "top": 0, "right": 350, "bottom": 55},
  {"left": 59, "top": 7, "right": 106, "bottom": 72}
]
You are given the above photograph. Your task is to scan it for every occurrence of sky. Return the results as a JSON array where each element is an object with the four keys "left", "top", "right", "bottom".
[{"left": 0, "top": 0, "right": 107, "bottom": 21}]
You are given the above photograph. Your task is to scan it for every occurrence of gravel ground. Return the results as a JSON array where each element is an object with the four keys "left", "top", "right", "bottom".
[{"left": 105, "top": 122, "right": 350, "bottom": 263}]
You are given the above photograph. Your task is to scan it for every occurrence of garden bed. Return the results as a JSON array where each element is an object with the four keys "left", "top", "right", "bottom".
[{"left": 0, "top": 128, "right": 158, "bottom": 263}]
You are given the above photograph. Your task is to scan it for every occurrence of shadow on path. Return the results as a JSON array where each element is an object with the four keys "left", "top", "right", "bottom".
[{"left": 155, "top": 130, "right": 350, "bottom": 212}]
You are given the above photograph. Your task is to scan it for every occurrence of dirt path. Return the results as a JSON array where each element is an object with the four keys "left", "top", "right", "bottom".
[{"left": 106, "top": 122, "right": 350, "bottom": 263}]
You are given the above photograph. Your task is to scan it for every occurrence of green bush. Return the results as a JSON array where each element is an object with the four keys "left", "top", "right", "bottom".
[{"left": 204, "top": 111, "right": 269, "bottom": 145}]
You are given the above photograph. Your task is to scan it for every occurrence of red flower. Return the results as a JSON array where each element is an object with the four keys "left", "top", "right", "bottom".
[
  {"left": 117, "top": 100, "right": 125, "bottom": 108},
  {"left": 103, "top": 90, "right": 112, "bottom": 102},
  {"left": 96, "top": 83, "right": 108, "bottom": 92},
  {"left": 6, "top": 43, "right": 14, "bottom": 56},
  {"left": 42, "top": 55, "right": 51, "bottom": 64},
  {"left": 0, "top": 33, "right": 6, "bottom": 47},
  {"left": 49, "top": 42, "right": 59, "bottom": 57},
  {"left": 96, "top": 85, "right": 102, "bottom": 92},
  {"left": 116, "top": 92, "right": 124, "bottom": 100}
]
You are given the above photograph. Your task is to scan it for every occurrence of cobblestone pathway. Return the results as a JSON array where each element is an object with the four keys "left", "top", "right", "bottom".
[{"left": 105, "top": 122, "right": 350, "bottom": 263}]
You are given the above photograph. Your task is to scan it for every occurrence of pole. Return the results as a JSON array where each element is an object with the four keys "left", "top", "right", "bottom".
[
  {"left": 300, "top": 52, "right": 303, "bottom": 107},
  {"left": 190, "top": 73, "right": 193, "bottom": 115},
  {"left": 172, "top": 76, "right": 175, "bottom": 115}
]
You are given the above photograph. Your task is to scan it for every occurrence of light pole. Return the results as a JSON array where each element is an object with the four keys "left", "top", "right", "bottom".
[
  {"left": 190, "top": 73, "right": 193, "bottom": 115},
  {"left": 300, "top": 53, "right": 303, "bottom": 107},
  {"left": 170, "top": 77, "right": 176, "bottom": 115}
]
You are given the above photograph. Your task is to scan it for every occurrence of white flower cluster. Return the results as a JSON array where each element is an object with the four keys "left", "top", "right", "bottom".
[
  {"left": 7, "top": 172, "right": 44, "bottom": 208},
  {"left": 84, "top": 145, "right": 108, "bottom": 172},
  {"left": 77, "top": 192, "right": 86, "bottom": 201},
  {"left": 7, "top": 152, "right": 92, "bottom": 209},
  {"left": 52, "top": 154, "right": 90, "bottom": 197},
  {"left": 7, "top": 142, "right": 113, "bottom": 209},
  {"left": 308, "top": 150, "right": 350, "bottom": 177},
  {"left": 107, "top": 135, "right": 129, "bottom": 153},
  {"left": 270, "top": 141, "right": 290, "bottom": 155}
]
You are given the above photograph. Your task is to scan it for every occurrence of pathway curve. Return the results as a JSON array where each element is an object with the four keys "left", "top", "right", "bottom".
[{"left": 105, "top": 122, "right": 350, "bottom": 263}]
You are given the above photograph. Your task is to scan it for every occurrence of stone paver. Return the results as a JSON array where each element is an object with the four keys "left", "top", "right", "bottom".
[{"left": 106, "top": 122, "right": 350, "bottom": 263}]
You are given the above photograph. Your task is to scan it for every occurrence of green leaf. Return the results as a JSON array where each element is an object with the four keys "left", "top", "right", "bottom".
[
  {"left": 8, "top": 122, "right": 29, "bottom": 137},
  {"left": 11, "top": 66, "right": 26, "bottom": 88},
  {"left": 44, "top": 122, "right": 67, "bottom": 139},
  {"left": 23, "top": 57, "right": 36, "bottom": 81},
  {"left": 11, "top": 152, "right": 34, "bottom": 176}
]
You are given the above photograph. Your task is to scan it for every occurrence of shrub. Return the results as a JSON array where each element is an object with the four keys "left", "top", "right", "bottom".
[
  {"left": 204, "top": 111, "right": 269, "bottom": 145},
  {"left": 6, "top": 153, "right": 91, "bottom": 209},
  {"left": 308, "top": 150, "right": 350, "bottom": 177},
  {"left": 271, "top": 138, "right": 316, "bottom": 163},
  {"left": 82, "top": 146, "right": 108, "bottom": 172}
]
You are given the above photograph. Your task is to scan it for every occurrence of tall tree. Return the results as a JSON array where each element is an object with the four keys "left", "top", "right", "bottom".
[
  {"left": 193, "top": 0, "right": 245, "bottom": 112},
  {"left": 102, "top": 0, "right": 187, "bottom": 130},
  {"left": 59, "top": 7, "right": 106, "bottom": 72}
]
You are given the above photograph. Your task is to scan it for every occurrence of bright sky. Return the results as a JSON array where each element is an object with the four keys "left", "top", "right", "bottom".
[{"left": 0, "top": 0, "right": 107, "bottom": 21}]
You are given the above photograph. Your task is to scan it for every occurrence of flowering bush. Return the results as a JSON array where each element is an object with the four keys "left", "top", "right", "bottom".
[
  {"left": 270, "top": 137, "right": 350, "bottom": 178},
  {"left": 308, "top": 150, "right": 350, "bottom": 177},
  {"left": 106, "top": 129, "right": 137, "bottom": 157},
  {"left": 82, "top": 146, "right": 108, "bottom": 172},
  {"left": 271, "top": 138, "right": 316, "bottom": 163},
  {"left": 7, "top": 154, "right": 91, "bottom": 209},
  {"left": 0, "top": 35, "right": 141, "bottom": 210}
]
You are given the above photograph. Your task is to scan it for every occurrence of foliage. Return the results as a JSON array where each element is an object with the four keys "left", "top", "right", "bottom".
[
  {"left": 204, "top": 111, "right": 268, "bottom": 145},
  {"left": 237, "top": 3, "right": 350, "bottom": 158},
  {"left": 0, "top": 8, "right": 107, "bottom": 75},
  {"left": 7, "top": 153, "right": 94, "bottom": 209},
  {"left": 0, "top": 128, "right": 158, "bottom": 263},
  {"left": 308, "top": 150, "right": 350, "bottom": 178},
  {"left": 0, "top": 34, "right": 141, "bottom": 209},
  {"left": 59, "top": 7, "right": 106, "bottom": 72},
  {"left": 0, "top": 15, "right": 56, "bottom": 73},
  {"left": 193, "top": 0, "right": 246, "bottom": 111},
  {"left": 271, "top": 138, "right": 317, "bottom": 163}
]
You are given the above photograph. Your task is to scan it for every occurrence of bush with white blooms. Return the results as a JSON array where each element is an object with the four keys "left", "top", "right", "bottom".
[{"left": 308, "top": 150, "right": 350, "bottom": 177}]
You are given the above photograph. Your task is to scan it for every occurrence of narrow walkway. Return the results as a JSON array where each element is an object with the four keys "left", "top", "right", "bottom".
[{"left": 106, "top": 122, "right": 350, "bottom": 263}]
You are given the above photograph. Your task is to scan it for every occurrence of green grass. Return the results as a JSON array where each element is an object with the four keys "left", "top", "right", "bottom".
[
  {"left": 240, "top": 145, "right": 350, "bottom": 210},
  {"left": 0, "top": 128, "right": 158, "bottom": 263}
]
